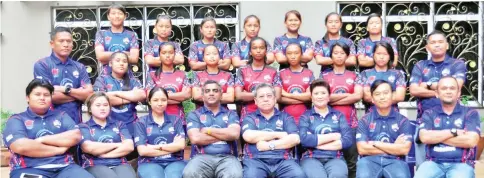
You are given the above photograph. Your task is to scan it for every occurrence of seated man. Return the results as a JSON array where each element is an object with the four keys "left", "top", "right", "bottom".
[
  {"left": 415, "top": 76, "right": 480, "bottom": 178},
  {"left": 2, "top": 79, "right": 94, "bottom": 178},
  {"left": 241, "top": 83, "right": 306, "bottom": 178},
  {"left": 183, "top": 80, "right": 242, "bottom": 178},
  {"left": 356, "top": 80, "right": 413, "bottom": 178}
]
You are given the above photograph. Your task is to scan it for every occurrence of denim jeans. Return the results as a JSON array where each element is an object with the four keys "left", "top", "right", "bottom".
[
  {"left": 243, "top": 158, "right": 306, "bottom": 178},
  {"left": 10, "top": 164, "right": 94, "bottom": 178},
  {"left": 300, "top": 158, "right": 347, "bottom": 178},
  {"left": 137, "top": 161, "right": 186, "bottom": 178},
  {"left": 414, "top": 161, "right": 474, "bottom": 178},
  {"left": 356, "top": 156, "right": 410, "bottom": 178},
  {"left": 183, "top": 154, "right": 242, "bottom": 178}
]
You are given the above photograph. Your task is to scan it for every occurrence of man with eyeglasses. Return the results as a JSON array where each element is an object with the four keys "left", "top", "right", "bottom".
[
  {"left": 241, "top": 83, "right": 305, "bottom": 178},
  {"left": 183, "top": 80, "right": 242, "bottom": 178}
]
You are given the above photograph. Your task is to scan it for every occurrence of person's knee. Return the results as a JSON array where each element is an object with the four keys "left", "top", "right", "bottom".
[
  {"left": 302, "top": 169, "right": 324, "bottom": 178},
  {"left": 182, "top": 165, "right": 200, "bottom": 178},
  {"left": 356, "top": 167, "right": 374, "bottom": 178},
  {"left": 218, "top": 167, "right": 243, "bottom": 178},
  {"left": 389, "top": 170, "right": 410, "bottom": 178},
  {"left": 138, "top": 164, "right": 163, "bottom": 178},
  {"left": 329, "top": 171, "right": 348, "bottom": 178},
  {"left": 285, "top": 167, "right": 306, "bottom": 178},
  {"left": 68, "top": 167, "right": 95, "bottom": 178}
]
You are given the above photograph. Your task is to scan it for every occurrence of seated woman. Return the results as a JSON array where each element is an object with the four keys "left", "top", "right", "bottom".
[
  {"left": 79, "top": 92, "right": 136, "bottom": 178},
  {"left": 135, "top": 86, "right": 187, "bottom": 178}
]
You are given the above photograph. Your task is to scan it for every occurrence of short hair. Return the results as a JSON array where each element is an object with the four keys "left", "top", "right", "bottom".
[
  {"left": 147, "top": 86, "right": 169, "bottom": 109},
  {"left": 85, "top": 92, "right": 111, "bottom": 116},
  {"left": 26, "top": 78, "right": 54, "bottom": 96},
  {"left": 370, "top": 80, "right": 392, "bottom": 95},
  {"left": 285, "top": 43, "right": 303, "bottom": 55},
  {"left": 366, "top": 13, "right": 382, "bottom": 25},
  {"left": 107, "top": 4, "right": 127, "bottom": 15},
  {"left": 285, "top": 10, "right": 302, "bottom": 22},
  {"left": 309, "top": 79, "right": 330, "bottom": 94},
  {"left": 202, "top": 80, "right": 222, "bottom": 94},
  {"left": 50, "top": 26, "right": 71, "bottom": 40},
  {"left": 372, "top": 41, "right": 395, "bottom": 69},
  {"left": 330, "top": 41, "right": 351, "bottom": 58},
  {"left": 437, "top": 76, "right": 459, "bottom": 90},
  {"left": 426, "top": 30, "right": 447, "bottom": 42},
  {"left": 253, "top": 83, "right": 275, "bottom": 97},
  {"left": 155, "top": 14, "right": 172, "bottom": 26}
]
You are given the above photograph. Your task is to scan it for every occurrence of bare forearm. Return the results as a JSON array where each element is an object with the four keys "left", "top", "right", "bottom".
[
  {"left": 317, "top": 134, "right": 338, "bottom": 146},
  {"left": 420, "top": 130, "right": 453, "bottom": 144},
  {"left": 174, "top": 54, "right": 185, "bottom": 65},
  {"left": 137, "top": 145, "right": 171, "bottom": 157},
  {"left": 410, "top": 85, "right": 437, "bottom": 98},
  {"left": 443, "top": 133, "right": 479, "bottom": 148},
  {"left": 272, "top": 134, "right": 300, "bottom": 149},
  {"left": 159, "top": 140, "right": 185, "bottom": 153},
  {"left": 346, "top": 56, "right": 357, "bottom": 66},
  {"left": 357, "top": 142, "right": 386, "bottom": 155},
  {"left": 169, "top": 90, "right": 191, "bottom": 101},
  {"left": 285, "top": 93, "right": 310, "bottom": 101},
  {"left": 317, "top": 140, "right": 342, "bottom": 151},
  {"left": 145, "top": 56, "right": 161, "bottom": 67},
  {"left": 279, "top": 97, "right": 304, "bottom": 104},
  {"left": 96, "top": 50, "right": 114, "bottom": 65},
  {"left": 221, "top": 92, "right": 235, "bottom": 104},
  {"left": 218, "top": 59, "right": 231, "bottom": 70},
  {"left": 330, "top": 94, "right": 350, "bottom": 103},
  {"left": 209, "top": 127, "right": 240, "bottom": 141},
  {"left": 315, "top": 56, "right": 333, "bottom": 66},
  {"left": 189, "top": 61, "right": 207, "bottom": 71},
  {"left": 116, "top": 90, "right": 146, "bottom": 102},
  {"left": 39, "top": 129, "right": 81, "bottom": 147},
  {"left": 266, "top": 53, "right": 275, "bottom": 64},
  {"left": 82, "top": 142, "right": 119, "bottom": 156},
  {"left": 332, "top": 93, "right": 361, "bottom": 105},
  {"left": 232, "top": 58, "right": 247, "bottom": 68},
  {"left": 69, "top": 88, "right": 93, "bottom": 101},
  {"left": 52, "top": 92, "right": 76, "bottom": 104},
  {"left": 275, "top": 53, "right": 288, "bottom": 64},
  {"left": 106, "top": 94, "right": 128, "bottom": 106},
  {"left": 358, "top": 56, "right": 374, "bottom": 67},
  {"left": 243, "top": 131, "right": 283, "bottom": 143},
  {"left": 363, "top": 91, "right": 372, "bottom": 103},
  {"left": 301, "top": 52, "right": 314, "bottom": 63},
  {"left": 236, "top": 91, "right": 254, "bottom": 102},
  {"left": 375, "top": 142, "right": 410, "bottom": 155},
  {"left": 11, "top": 139, "right": 66, "bottom": 157}
]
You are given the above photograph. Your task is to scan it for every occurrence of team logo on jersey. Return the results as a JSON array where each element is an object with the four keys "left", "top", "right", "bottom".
[
  {"left": 332, "top": 115, "right": 338, "bottom": 123},
  {"left": 309, "top": 116, "right": 315, "bottom": 123},
  {"left": 52, "top": 68, "right": 59, "bottom": 78},
  {"left": 241, "top": 44, "right": 247, "bottom": 51},
  {"left": 73, "top": 70, "right": 79, "bottom": 78},
  {"left": 106, "top": 84, "right": 113, "bottom": 90},
  {"left": 334, "top": 87, "right": 347, "bottom": 94},
  {"left": 369, "top": 122, "right": 376, "bottom": 132},
  {"left": 90, "top": 128, "right": 95, "bottom": 136},
  {"left": 376, "top": 133, "right": 391, "bottom": 143},
  {"left": 163, "top": 84, "right": 179, "bottom": 94},
  {"left": 222, "top": 115, "right": 228, "bottom": 123},
  {"left": 123, "top": 37, "right": 130, "bottom": 45},
  {"left": 303, "top": 77, "right": 310, "bottom": 83},
  {"left": 434, "top": 117, "right": 441, "bottom": 127},
  {"left": 365, "top": 45, "right": 372, "bottom": 52},
  {"left": 282, "top": 40, "right": 288, "bottom": 46},
  {"left": 147, "top": 127, "right": 153, "bottom": 136},
  {"left": 200, "top": 115, "right": 207, "bottom": 123},
  {"left": 276, "top": 120, "right": 283, "bottom": 129},
  {"left": 442, "top": 68, "right": 450, "bottom": 76},
  {"left": 254, "top": 118, "right": 260, "bottom": 127},
  {"left": 99, "top": 135, "right": 114, "bottom": 143},
  {"left": 36, "top": 129, "right": 54, "bottom": 138},
  {"left": 368, "top": 76, "right": 376, "bottom": 84},
  {"left": 288, "top": 86, "right": 303, "bottom": 94},
  {"left": 391, "top": 123, "right": 399, "bottom": 132},
  {"left": 105, "top": 36, "right": 112, "bottom": 44},
  {"left": 388, "top": 75, "right": 395, "bottom": 83},
  {"left": 454, "top": 118, "right": 463, "bottom": 128},
  {"left": 264, "top": 75, "right": 271, "bottom": 81},
  {"left": 24, "top": 120, "right": 34, "bottom": 130},
  {"left": 300, "top": 41, "right": 306, "bottom": 47},
  {"left": 423, "top": 68, "right": 430, "bottom": 75},
  {"left": 168, "top": 127, "right": 175, "bottom": 134},
  {"left": 176, "top": 77, "right": 183, "bottom": 83},
  {"left": 346, "top": 78, "right": 354, "bottom": 85},
  {"left": 153, "top": 45, "right": 159, "bottom": 51},
  {"left": 53, "top": 120, "right": 61, "bottom": 128},
  {"left": 315, "top": 124, "right": 332, "bottom": 134},
  {"left": 219, "top": 79, "right": 227, "bottom": 85},
  {"left": 113, "top": 127, "right": 119, "bottom": 134}
]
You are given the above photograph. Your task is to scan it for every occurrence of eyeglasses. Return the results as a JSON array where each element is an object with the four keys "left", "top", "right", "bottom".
[{"left": 204, "top": 88, "right": 220, "bottom": 93}]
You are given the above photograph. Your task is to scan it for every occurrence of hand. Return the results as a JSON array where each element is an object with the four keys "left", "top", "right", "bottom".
[
  {"left": 365, "top": 56, "right": 373, "bottom": 62},
  {"left": 329, "top": 133, "right": 341, "bottom": 141},
  {"left": 35, "top": 136, "right": 45, "bottom": 144},
  {"left": 430, "top": 83, "right": 438, "bottom": 90},
  {"left": 56, "top": 146, "right": 70, "bottom": 155},
  {"left": 174, "top": 135, "right": 185, "bottom": 142},
  {"left": 240, "top": 60, "right": 248, "bottom": 66},
  {"left": 395, "top": 134, "right": 409, "bottom": 144},
  {"left": 256, "top": 141, "right": 269, "bottom": 151},
  {"left": 281, "top": 90, "right": 290, "bottom": 97},
  {"left": 54, "top": 85, "right": 66, "bottom": 92},
  {"left": 200, "top": 128, "right": 209, "bottom": 134},
  {"left": 457, "top": 129, "right": 465, "bottom": 136}
]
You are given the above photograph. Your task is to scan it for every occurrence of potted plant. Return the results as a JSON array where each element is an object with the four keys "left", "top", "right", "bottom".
[{"left": 1, "top": 109, "right": 12, "bottom": 167}]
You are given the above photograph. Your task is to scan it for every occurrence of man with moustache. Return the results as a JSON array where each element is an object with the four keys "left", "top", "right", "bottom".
[{"left": 414, "top": 77, "right": 480, "bottom": 178}]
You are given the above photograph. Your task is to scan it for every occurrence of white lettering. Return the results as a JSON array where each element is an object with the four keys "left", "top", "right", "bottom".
[{"left": 433, "top": 146, "right": 456, "bottom": 152}]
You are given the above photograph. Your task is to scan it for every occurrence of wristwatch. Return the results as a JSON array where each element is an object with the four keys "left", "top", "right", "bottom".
[
  {"left": 268, "top": 142, "right": 275, "bottom": 151},
  {"left": 450, "top": 128, "right": 458, "bottom": 137},
  {"left": 64, "top": 85, "right": 72, "bottom": 95}
]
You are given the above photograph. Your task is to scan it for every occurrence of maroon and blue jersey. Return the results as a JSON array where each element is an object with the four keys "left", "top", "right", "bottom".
[
  {"left": 418, "top": 104, "right": 480, "bottom": 165},
  {"left": 2, "top": 108, "right": 78, "bottom": 170},
  {"left": 146, "top": 70, "right": 190, "bottom": 119},
  {"left": 356, "top": 108, "right": 413, "bottom": 159},
  {"left": 299, "top": 106, "right": 353, "bottom": 159},
  {"left": 231, "top": 38, "right": 273, "bottom": 61},
  {"left": 134, "top": 112, "right": 185, "bottom": 164},
  {"left": 241, "top": 109, "right": 298, "bottom": 160},
  {"left": 321, "top": 70, "right": 359, "bottom": 128},
  {"left": 356, "top": 36, "right": 398, "bottom": 71},
  {"left": 279, "top": 68, "right": 314, "bottom": 123},
  {"left": 93, "top": 75, "right": 142, "bottom": 125},
  {"left": 235, "top": 66, "right": 282, "bottom": 119},
  {"left": 186, "top": 106, "right": 239, "bottom": 155},
  {"left": 409, "top": 56, "right": 466, "bottom": 118},
  {"left": 273, "top": 34, "right": 314, "bottom": 69},
  {"left": 188, "top": 40, "right": 230, "bottom": 63},
  {"left": 314, "top": 37, "right": 356, "bottom": 74},
  {"left": 144, "top": 39, "right": 183, "bottom": 72},
  {"left": 33, "top": 53, "right": 91, "bottom": 124},
  {"left": 95, "top": 28, "right": 139, "bottom": 75},
  {"left": 79, "top": 118, "right": 131, "bottom": 168}
]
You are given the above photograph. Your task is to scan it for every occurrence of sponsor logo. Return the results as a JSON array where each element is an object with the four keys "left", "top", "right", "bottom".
[
  {"left": 24, "top": 120, "right": 34, "bottom": 130},
  {"left": 53, "top": 120, "right": 62, "bottom": 128}
]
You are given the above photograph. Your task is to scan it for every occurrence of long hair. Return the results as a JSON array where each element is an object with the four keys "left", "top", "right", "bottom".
[
  {"left": 322, "top": 12, "right": 342, "bottom": 43},
  {"left": 155, "top": 42, "right": 177, "bottom": 77},
  {"left": 372, "top": 41, "right": 394, "bottom": 69},
  {"left": 247, "top": 37, "right": 268, "bottom": 65}
]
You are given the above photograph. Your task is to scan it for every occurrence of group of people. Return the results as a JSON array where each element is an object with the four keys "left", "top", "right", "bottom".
[{"left": 2, "top": 3, "right": 482, "bottom": 178}]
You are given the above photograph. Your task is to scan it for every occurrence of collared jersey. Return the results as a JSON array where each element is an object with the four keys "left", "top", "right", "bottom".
[
  {"left": 231, "top": 38, "right": 273, "bottom": 61},
  {"left": 299, "top": 107, "right": 353, "bottom": 159},
  {"left": 143, "top": 39, "right": 183, "bottom": 72},
  {"left": 188, "top": 40, "right": 230, "bottom": 62},
  {"left": 235, "top": 65, "right": 282, "bottom": 119},
  {"left": 146, "top": 70, "right": 190, "bottom": 118},
  {"left": 279, "top": 68, "right": 314, "bottom": 123},
  {"left": 321, "top": 70, "right": 359, "bottom": 128},
  {"left": 187, "top": 106, "right": 239, "bottom": 155},
  {"left": 192, "top": 70, "right": 235, "bottom": 108},
  {"left": 95, "top": 28, "right": 139, "bottom": 75},
  {"left": 314, "top": 37, "right": 356, "bottom": 74},
  {"left": 409, "top": 55, "right": 466, "bottom": 118},
  {"left": 2, "top": 108, "right": 79, "bottom": 170},
  {"left": 93, "top": 75, "right": 142, "bottom": 124},
  {"left": 356, "top": 108, "right": 413, "bottom": 159},
  {"left": 134, "top": 113, "right": 185, "bottom": 164},
  {"left": 33, "top": 53, "right": 92, "bottom": 123},
  {"left": 241, "top": 109, "right": 298, "bottom": 160},
  {"left": 273, "top": 34, "right": 314, "bottom": 69},
  {"left": 418, "top": 104, "right": 480, "bottom": 165},
  {"left": 356, "top": 36, "right": 398, "bottom": 71},
  {"left": 79, "top": 118, "right": 132, "bottom": 167}
]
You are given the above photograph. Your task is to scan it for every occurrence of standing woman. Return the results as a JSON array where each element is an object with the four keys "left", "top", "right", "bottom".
[
  {"left": 274, "top": 10, "right": 314, "bottom": 70},
  {"left": 144, "top": 15, "right": 185, "bottom": 72},
  {"left": 95, "top": 4, "right": 139, "bottom": 76},
  {"left": 146, "top": 43, "right": 191, "bottom": 119},
  {"left": 278, "top": 43, "right": 314, "bottom": 124},
  {"left": 188, "top": 17, "right": 231, "bottom": 71},
  {"left": 356, "top": 41, "right": 406, "bottom": 111},
  {"left": 235, "top": 37, "right": 282, "bottom": 119},
  {"left": 135, "top": 87, "right": 186, "bottom": 178},
  {"left": 79, "top": 92, "right": 136, "bottom": 178},
  {"left": 231, "top": 15, "right": 275, "bottom": 68},
  {"left": 315, "top": 12, "right": 356, "bottom": 75},
  {"left": 192, "top": 45, "right": 235, "bottom": 108},
  {"left": 93, "top": 52, "right": 146, "bottom": 135},
  {"left": 321, "top": 42, "right": 363, "bottom": 178},
  {"left": 357, "top": 13, "right": 399, "bottom": 69}
]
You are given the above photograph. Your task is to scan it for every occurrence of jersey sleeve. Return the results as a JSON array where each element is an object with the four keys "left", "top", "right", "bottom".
[
  {"left": 227, "top": 73, "right": 235, "bottom": 87},
  {"left": 78, "top": 64, "right": 92, "bottom": 87},
  {"left": 266, "top": 41, "right": 274, "bottom": 53},
  {"left": 174, "top": 116, "right": 186, "bottom": 138},
  {"left": 182, "top": 73, "right": 190, "bottom": 89},
  {"left": 144, "top": 40, "right": 154, "bottom": 57},
  {"left": 188, "top": 43, "right": 199, "bottom": 62},
  {"left": 464, "top": 109, "right": 481, "bottom": 134},
  {"left": 93, "top": 76, "right": 106, "bottom": 92},
  {"left": 33, "top": 61, "right": 54, "bottom": 83},
  {"left": 347, "top": 39, "right": 357, "bottom": 56},
  {"left": 241, "top": 115, "right": 258, "bottom": 135},
  {"left": 235, "top": 68, "right": 245, "bottom": 87},
  {"left": 134, "top": 121, "right": 147, "bottom": 147},
  {"left": 129, "top": 32, "right": 139, "bottom": 49},
  {"left": 231, "top": 42, "right": 240, "bottom": 58},
  {"left": 416, "top": 110, "right": 434, "bottom": 143},
  {"left": 338, "top": 113, "right": 353, "bottom": 149},
  {"left": 117, "top": 122, "right": 132, "bottom": 141},
  {"left": 298, "top": 114, "right": 318, "bottom": 148},
  {"left": 273, "top": 72, "right": 282, "bottom": 87},
  {"left": 389, "top": 38, "right": 398, "bottom": 56},
  {"left": 356, "top": 116, "right": 370, "bottom": 142},
  {"left": 61, "top": 112, "right": 79, "bottom": 131},
  {"left": 395, "top": 70, "right": 407, "bottom": 88},
  {"left": 186, "top": 111, "right": 202, "bottom": 130},
  {"left": 283, "top": 114, "right": 298, "bottom": 134},
  {"left": 145, "top": 71, "right": 156, "bottom": 91},
  {"left": 191, "top": 72, "right": 200, "bottom": 87},
  {"left": 355, "top": 70, "right": 367, "bottom": 87},
  {"left": 273, "top": 37, "right": 283, "bottom": 54},
  {"left": 174, "top": 42, "right": 183, "bottom": 55},
  {"left": 452, "top": 60, "right": 467, "bottom": 82},
  {"left": 228, "top": 111, "right": 240, "bottom": 125},
  {"left": 398, "top": 118, "right": 413, "bottom": 142},
  {"left": 94, "top": 30, "right": 104, "bottom": 48},
  {"left": 2, "top": 117, "right": 28, "bottom": 148},
  {"left": 78, "top": 123, "right": 91, "bottom": 145},
  {"left": 131, "top": 77, "right": 143, "bottom": 89},
  {"left": 409, "top": 62, "right": 424, "bottom": 85},
  {"left": 357, "top": 39, "right": 365, "bottom": 57},
  {"left": 222, "top": 42, "right": 231, "bottom": 59},
  {"left": 304, "top": 37, "right": 314, "bottom": 52}
]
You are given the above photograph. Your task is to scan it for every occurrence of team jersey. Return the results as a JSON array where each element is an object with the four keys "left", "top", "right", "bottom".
[
  {"left": 231, "top": 38, "right": 273, "bottom": 61},
  {"left": 356, "top": 36, "right": 398, "bottom": 71},
  {"left": 279, "top": 68, "right": 314, "bottom": 123},
  {"left": 188, "top": 40, "right": 230, "bottom": 63},
  {"left": 409, "top": 55, "right": 466, "bottom": 118},
  {"left": 314, "top": 37, "right": 356, "bottom": 74},
  {"left": 2, "top": 108, "right": 78, "bottom": 170},
  {"left": 95, "top": 28, "right": 139, "bottom": 75},
  {"left": 33, "top": 53, "right": 92, "bottom": 123},
  {"left": 192, "top": 70, "right": 235, "bottom": 108},
  {"left": 355, "top": 68, "right": 406, "bottom": 110},
  {"left": 146, "top": 70, "right": 190, "bottom": 119},
  {"left": 273, "top": 34, "right": 313, "bottom": 69},
  {"left": 235, "top": 65, "right": 282, "bottom": 119},
  {"left": 143, "top": 39, "right": 183, "bottom": 72},
  {"left": 321, "top": 70, "right": 359, "bottom": 128}
]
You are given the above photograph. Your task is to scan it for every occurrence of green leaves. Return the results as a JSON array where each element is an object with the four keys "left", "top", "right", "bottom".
[{"left": 1, "top": 109, "right": 13, "bottom": 133}]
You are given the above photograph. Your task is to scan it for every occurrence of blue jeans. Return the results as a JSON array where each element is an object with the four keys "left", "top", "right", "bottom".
[
  {"left": 10, "top": 164, "right": 94, "bottom": 178},
  {"left": 356, "top": 156, "right": 410, "bottom": 178},
  {"left": 243, "top": 158, "right": 306, "bottom": 178},
  {"left": 137, "top": 161, "right": 186, "bottom": 178},
  {"left": 414, "top": 161, "right": 474, "bottom": 178},
  {"left": 300, "top": 158, "right": 347, "bottom": 178},
  {"left": 183, "top": 154, "right": 242, "bottom": 178}
]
